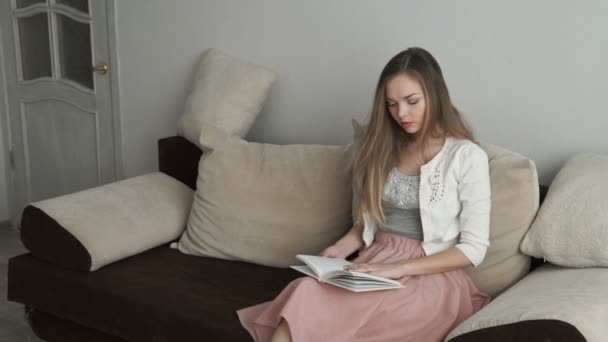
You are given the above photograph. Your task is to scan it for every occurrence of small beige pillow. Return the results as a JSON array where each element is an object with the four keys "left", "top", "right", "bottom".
[
  {"left": 177, "top": 49, "right": 277, "bottom": 146},
  {"left": 174, "top": 126, "right": 354, "bottom": 268},
  {"left": 465, "top": 144, "right": 539, "bottom": 297},
  {"left": 521, "top": 153, "right": 608, "bottom": 267}
]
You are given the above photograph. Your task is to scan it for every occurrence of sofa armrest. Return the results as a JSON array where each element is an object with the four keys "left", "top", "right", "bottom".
[
  {"left": 158, "top": 136, "right": 203, "bottom": 190},
  {"left": 447, "top": 264, "right": 608, "bottom": 341}
]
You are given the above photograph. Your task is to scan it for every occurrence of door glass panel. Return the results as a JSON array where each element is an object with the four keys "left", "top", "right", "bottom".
[
  {"left": 18, "top": 13, "right": 52, "bottom": 80},
  {"left": 16, "top": 0, "right": 46, "bottom": 9},
  {"left": 57, "top": 14, "right": 93, "bottom": 89},
  {"left": 56, "top": 0, "right": 89, "bottom": 14}
]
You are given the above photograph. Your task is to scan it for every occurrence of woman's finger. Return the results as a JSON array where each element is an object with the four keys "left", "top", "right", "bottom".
[
  {"left": 346, "top": 264, "right": 361, "bottom": 271},
  {"left": 348, "top": 264, "right": 374, "bottom": 272}
]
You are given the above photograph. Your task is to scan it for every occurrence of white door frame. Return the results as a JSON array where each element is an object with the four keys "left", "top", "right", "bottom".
[
  {"left": 0, "top": 24, "right": 15, "bottom": 229},
  {"left": 0, "top": 0, "right": 123, "bottom": 228},
  {"left": 106, "top": 0, "right": 123, "bottom": 181}
]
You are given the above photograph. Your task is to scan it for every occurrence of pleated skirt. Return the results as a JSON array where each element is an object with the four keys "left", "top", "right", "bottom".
[{"left": 237, "top": 231, "right": 490, "bottom": 342}]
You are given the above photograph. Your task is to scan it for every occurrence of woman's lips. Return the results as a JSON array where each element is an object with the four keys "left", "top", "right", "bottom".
[{"left": 402, "top": 122, "right": 413, "bottom": 128}]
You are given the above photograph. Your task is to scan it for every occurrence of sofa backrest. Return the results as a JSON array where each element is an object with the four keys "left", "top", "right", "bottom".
[
  {"left": 158, "top": 136, "right": 203, "bottom": 190},
  {"left": 158, "top": 136, "right": 548, "bottom": 275}
]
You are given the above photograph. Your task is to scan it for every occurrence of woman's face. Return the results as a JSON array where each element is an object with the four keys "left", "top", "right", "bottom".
[{"left": 385, "top": 73, "right": 426, "bottom": 137}]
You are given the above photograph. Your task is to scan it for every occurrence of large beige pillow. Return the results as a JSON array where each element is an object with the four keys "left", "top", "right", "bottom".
[
  {"left": 465, "top": 144, "right": 539, "bottom": 297},
  {"left": 521, "top": 153, "right": 608, "bottom": 267},
  {"left": 174, "top": 126, "right": 354, "bottom": 267},
  {"left": 177, "top": 49, "right": 277, "bottom": 146}
]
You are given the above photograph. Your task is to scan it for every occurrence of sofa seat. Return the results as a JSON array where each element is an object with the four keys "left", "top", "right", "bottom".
[{"left": 8, "top": 245, "right": 301, "bottom": 342}]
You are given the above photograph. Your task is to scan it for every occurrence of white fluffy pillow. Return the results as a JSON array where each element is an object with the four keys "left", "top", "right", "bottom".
[
  {"left": 521, "top": 153, "right": 608, "bottom": 267},
  {"left": 177, "top": 49, "right": 277, "bottom": 146}
]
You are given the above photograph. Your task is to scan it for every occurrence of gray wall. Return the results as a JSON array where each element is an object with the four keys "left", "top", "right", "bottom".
[{"left": 116, "top": 0, "right": 608, "bottom": 185}]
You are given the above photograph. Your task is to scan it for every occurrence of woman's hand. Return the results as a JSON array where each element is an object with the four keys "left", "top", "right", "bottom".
[
  {"left": 346, "top": 248, "right": 473, "bottom": 278},
  {"left": 320, "top": 244, "right": 352, "bottom": 259},
  {"left": 346, "top": 261, "right": 409, "bottom": 279},
  {"left": 320, "top": 224, "right": 365, "bottom": 259}
]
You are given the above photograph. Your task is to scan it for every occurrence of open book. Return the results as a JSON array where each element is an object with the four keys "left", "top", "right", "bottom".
[{"left": 290, "top": 255, "right": 404, "bottom": 292}]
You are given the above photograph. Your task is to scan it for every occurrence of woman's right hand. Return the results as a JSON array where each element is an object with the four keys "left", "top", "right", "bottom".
[
  {"left": 320, "top": 244, "right": 350, "bottom": 259},
  {"left": 320, "top": 225, "right": 364, "bottom": 259}
]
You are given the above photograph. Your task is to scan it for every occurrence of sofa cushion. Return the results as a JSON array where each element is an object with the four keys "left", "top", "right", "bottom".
[
  {"left": 174, "top": 125, "right": 354, "bottom": 268},
  {"left": 464, "top": 144, "right": 539, "bottom": 297},
  {"left": 21, "top": 172, "right": 194, "bottom": 271},
  {"left": 177, "top": 48, "right": 277, "bottom": 147},
  {"left": 7, "top": 247, "right": 301, "bottom": 342},
  {"left": 448, "top": 264, "right": 606, "bottom": 341},
  {"left": 521, "top": 153, "right": 608, "bottom": 267}
]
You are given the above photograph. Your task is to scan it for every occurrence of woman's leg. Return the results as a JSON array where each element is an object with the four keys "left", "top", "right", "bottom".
[{"left": 270, "top": 318, "right": 292, "bottom": 342}]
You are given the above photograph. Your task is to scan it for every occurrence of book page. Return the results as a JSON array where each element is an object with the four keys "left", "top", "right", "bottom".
[
  {"left": 290, "top": 265, "right": 319, "bottom": 280},
  {"left": 296, "top": 255, "right": 352, "bottom": 278},
  {"left": 293, "top": 254, "right": 404, "bottom": 292},
  {"left": 330, "top": 279, "right": 402, "bottom": 292},
  {"left": 328, "top": 270, "right": 403, "bottom": 286}
]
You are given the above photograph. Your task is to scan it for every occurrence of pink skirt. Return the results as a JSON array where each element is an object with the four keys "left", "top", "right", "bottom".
[{"left": 237, "top": 231, "right": 490, "bottom": 342}]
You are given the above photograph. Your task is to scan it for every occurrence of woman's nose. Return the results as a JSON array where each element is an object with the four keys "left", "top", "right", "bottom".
[{"left": 398, "top": 105, "right": 409, "bottom": 118}]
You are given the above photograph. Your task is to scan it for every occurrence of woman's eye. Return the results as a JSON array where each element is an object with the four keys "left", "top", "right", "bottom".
[
  {"left": 387, "top": 102, "right": 396, "bottom": 107},
  {"left": 408, "top": 100, "right": 419, "bottom": 105}
]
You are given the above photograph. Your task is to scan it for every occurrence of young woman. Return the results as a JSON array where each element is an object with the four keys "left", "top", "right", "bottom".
[{"left": 237, "top": 47, "right": 491, "bottom": 342}]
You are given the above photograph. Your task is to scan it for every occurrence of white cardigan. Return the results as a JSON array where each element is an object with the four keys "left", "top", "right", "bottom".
[{"left": 362, "top": 137, "right": 491, "bottom": 267}]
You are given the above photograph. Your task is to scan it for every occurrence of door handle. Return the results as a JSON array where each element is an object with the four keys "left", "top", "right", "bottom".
[{"left": 93, "top": 62, "right": 109, "bottom": 75}]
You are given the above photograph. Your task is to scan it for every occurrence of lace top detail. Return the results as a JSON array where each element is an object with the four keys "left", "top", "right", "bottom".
[
  {"left": 383, "top": 168, "right": 420, "bottom": 209},
  {"left": 380, "top": 168, "right": 423, "bottom": 240}
]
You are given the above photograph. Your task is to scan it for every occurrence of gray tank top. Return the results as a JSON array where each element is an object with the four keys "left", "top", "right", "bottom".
[{"left": 381, "top": 168, "right": 423, "bottom": 240}]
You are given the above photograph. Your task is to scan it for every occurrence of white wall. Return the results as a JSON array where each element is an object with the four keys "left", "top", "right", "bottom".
[{"left": 115, "top": 0, "right": 608, "bottom": 185}]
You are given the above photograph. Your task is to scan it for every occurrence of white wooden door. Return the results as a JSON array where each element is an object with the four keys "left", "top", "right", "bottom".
[{"left": 0, "top": 0, "right": 120, "bottom": 225}]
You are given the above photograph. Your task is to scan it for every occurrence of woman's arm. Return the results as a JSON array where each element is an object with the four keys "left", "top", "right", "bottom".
[
  {"left": 453, "top": 144, "right": 491, "bottom": 267},
  {"left": 346, "top": 247, "right": 471, "bottom": 279},
  {"left": 320, "top": 224, "right": 365, "bottom": 259}
]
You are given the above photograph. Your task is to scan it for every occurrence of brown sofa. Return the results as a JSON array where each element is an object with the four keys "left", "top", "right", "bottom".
[{"left": 7, "top": 136, "right": 587, "bottom": 342}]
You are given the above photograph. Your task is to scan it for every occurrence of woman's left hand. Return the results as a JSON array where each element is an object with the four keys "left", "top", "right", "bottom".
[{"left": 346, "top": 262, "right": 409, "bottom": 279}]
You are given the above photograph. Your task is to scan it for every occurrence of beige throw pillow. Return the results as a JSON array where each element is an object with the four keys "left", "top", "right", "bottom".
[
  {"left": 465, "top": 144, "right": 539, "bottom": 297},
  {"left": 174, "top": 126, "right": 354, "bottom": 267},
  {"left": 521, "top": 153, "right": 608, "bottom": 267},
  {"left": 177, "top": 49, "right": 277, "bottom": 146}
]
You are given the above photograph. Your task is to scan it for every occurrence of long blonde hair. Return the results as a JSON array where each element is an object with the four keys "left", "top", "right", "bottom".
[{"left": 353, "top": 47, "right": 474, "bottom": 228}]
